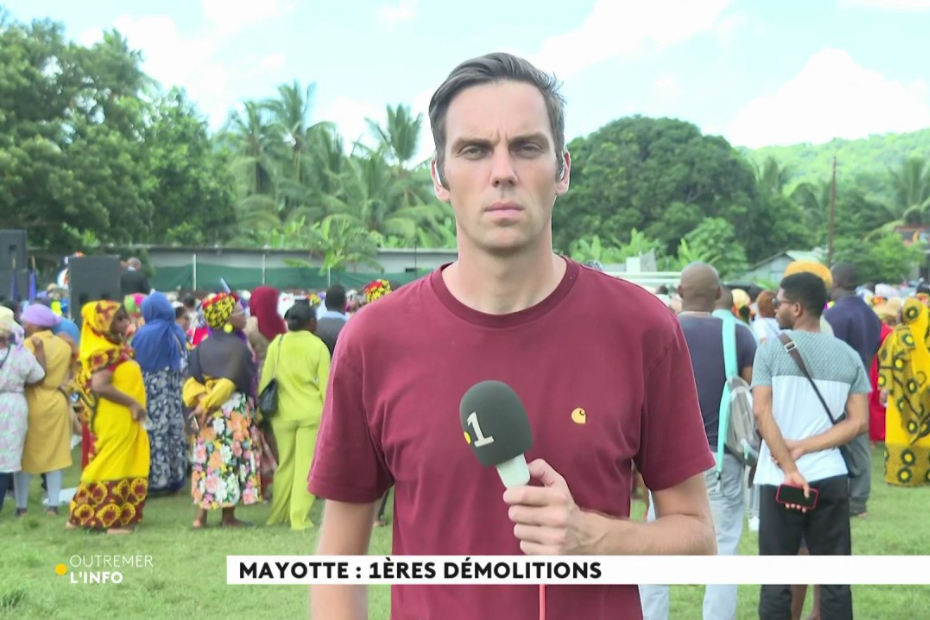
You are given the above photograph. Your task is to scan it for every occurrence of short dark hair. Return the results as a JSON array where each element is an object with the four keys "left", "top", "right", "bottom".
[
  {"left": 780, "top": 272, "right": 828, "bottom": 318},
  {"left": 285, "top": 302, "right": 316, "bottom": 332},
  {"left": 831, "top": 262, "right": 857, "bottom": 291},
  {"left": 175, "top": 306, "right": 187, "bottom": 320},
  {"left": 428, "top": 52, "right": 566, "bottom": 184},
  {"left": 325, "top": 285, "right": 346, "bottom": 311}
]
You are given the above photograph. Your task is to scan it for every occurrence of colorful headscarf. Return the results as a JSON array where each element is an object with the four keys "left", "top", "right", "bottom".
[
  {"left": 363, "top": 279, "right": 392, "bottom": 304},
  {"left": 131, "top": 292, "right": 188, "bottom": 373},
  {"left": 124, "top": 294, "right": 145, "bottom": 319},
  {"left": 201, "top": 292, "right": 239, "bottom": 330},
  {"left": 21, "top": 303, "right": 62, "bottom": 329},
  {"left": 249, "top": 286, "right": 286, "bottom": 341},
  {"left": 77, "top": 300, "right": 134, "bottom": 414}
]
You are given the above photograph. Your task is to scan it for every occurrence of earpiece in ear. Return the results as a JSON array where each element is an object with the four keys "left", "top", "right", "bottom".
[{"left": 432, "top": 160, "right": 445, "bottom": 189}]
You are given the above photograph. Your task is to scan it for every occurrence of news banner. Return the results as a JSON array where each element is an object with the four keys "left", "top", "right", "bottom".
[{"left": 227, "top": 556, "right": 930, "bottom": 585}]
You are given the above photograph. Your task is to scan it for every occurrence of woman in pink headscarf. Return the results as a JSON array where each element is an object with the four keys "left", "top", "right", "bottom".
[{"left": 13, "top": 304, "right": 73, "bottom": 516}]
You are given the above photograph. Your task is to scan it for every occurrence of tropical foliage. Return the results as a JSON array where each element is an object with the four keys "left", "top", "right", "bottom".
[{"left": 2, "top": 10, "right": 928, "bottom": 281}]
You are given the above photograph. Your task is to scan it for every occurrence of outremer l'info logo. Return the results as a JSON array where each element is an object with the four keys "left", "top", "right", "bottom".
[{"left": 56, "top": 555, "right": 154, "bottom": 585}]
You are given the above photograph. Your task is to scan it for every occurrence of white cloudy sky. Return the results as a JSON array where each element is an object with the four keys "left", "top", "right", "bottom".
[{"left": 7, "top": 0, "right": 930, "bottom": 155}]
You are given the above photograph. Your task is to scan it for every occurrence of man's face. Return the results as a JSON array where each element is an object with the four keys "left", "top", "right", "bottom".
[
  {"left": 774, "top": 288, "right": 799, "bottom": 330},
  {"left": 433, "top": 80, "right": 570, "bottom": 256}
]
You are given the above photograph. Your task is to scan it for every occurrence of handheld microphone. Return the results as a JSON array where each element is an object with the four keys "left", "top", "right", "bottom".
[{"left": 460, "top": 380, "right": 533, "bottom": 488}]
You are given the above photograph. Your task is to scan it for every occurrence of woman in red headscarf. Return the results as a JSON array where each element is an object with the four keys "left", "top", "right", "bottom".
[
  {"left": 243, "top": 286, "right": 286, "bottom": 499},
  {"left": 244, "top": 286, "right": 286, "bottom": 379}
]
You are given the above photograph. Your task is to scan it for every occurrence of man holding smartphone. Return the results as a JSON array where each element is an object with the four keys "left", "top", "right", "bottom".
[{"left": 751, "top": 272, "right": 869, "bottom": 620}]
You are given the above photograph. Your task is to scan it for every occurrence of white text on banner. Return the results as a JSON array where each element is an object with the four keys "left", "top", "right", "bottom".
[{"left": 226, "top": 555, "right": 930, "bottom": 586}]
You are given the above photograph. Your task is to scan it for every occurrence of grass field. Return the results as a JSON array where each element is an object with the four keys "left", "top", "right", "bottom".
[{"left": 1, "top": 445, "right": 928, "bottom": 619}]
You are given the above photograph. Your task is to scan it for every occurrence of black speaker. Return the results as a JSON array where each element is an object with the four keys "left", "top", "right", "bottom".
[
  {"left": 0, "top": 270, "right": 30, "bottom": 302},
  {"left": 0, "top": 230, "right": 27, "bottom": 271},
  {"left": 68, "top": 255, "right": 122, "bottom": 322}
]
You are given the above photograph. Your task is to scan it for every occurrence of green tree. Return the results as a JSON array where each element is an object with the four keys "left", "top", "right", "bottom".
[
  {"left": 0, "top": 16, "right": 154, "bottom": 250},
  {"left": 145, "top": 89, "right": 237, "bottom": 245},
  {"left": 833, "top": 234, "right": 924, "bottom": 283},
  {"left": 554, "top": 116, "right": 759, "bottom": 259},
  {"left": 672, "top": 218, "right": 748, "bottom": 278}
]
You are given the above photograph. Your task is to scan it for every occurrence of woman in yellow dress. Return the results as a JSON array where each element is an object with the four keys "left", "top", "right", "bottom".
[
  {"left": 68, "top": 301, "right": 150, "bottom": 534},
  {"left": 260, "top": 302, "right": 330, "bottom": 530},
  {"left": 13, "top": 304, "right": 73, "bottom": 517},
  {"left": 877, "top": 297, "right": 930, "bottom": 487},
  {"left": 184, "top": 292, "right": 262, "bottom": 529}
]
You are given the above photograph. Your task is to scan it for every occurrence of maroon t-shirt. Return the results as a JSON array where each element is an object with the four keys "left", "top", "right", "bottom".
[{"left": 308, "top": 259, "right": 713, "bottom": 619}]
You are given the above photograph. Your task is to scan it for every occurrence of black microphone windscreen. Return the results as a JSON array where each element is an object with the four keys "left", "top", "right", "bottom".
[{"left": 460, "top": 380, "right": 532, "bottom": 467}]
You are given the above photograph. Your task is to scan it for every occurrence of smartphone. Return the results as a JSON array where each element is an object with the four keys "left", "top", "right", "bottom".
[{"left": 776, "top": 484, "right": 819, "bottom": 510}]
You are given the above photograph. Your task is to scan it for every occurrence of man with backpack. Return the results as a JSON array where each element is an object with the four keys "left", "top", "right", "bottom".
[{"left": 641, "top": 262, "right": 757, "bottom": 620}]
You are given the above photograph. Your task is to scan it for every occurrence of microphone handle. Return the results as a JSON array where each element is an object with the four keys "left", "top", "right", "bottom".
[{"left": 495, "top": 454, "right": 530, "bottom": 488}]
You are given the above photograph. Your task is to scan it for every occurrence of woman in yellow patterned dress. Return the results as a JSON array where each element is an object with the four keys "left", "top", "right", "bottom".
[
  {"left": 68, "top": 301, "right": 150, "bottom": 534},
  {"left": 183, "top": 292, "right": 261, "bottom": 528},
  {"left": 877, "top": 297, "right": 930, "bottom": 487}
]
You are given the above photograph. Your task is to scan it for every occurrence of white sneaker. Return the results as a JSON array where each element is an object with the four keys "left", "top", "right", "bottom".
[{"left": 748, "top": 516, "right": 760, "bottom": 532}]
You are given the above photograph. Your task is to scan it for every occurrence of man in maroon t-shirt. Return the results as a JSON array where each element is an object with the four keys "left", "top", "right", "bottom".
[{"left": 308, "top": 52, "right": 716, "bottom": 620}]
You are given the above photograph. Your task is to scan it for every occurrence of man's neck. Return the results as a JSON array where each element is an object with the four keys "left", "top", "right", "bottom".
[
  {"left": 680, "top": 302, "right": 715, "bottom": 314},
  {"left": 790, "top": 318, "right": 821, "bottom": 333},
  {"left": 834, "top": 289, "right": 856, "bottom": 301},
  {"left": 443, "top": 242, "right": 566, "bottom": 315}
]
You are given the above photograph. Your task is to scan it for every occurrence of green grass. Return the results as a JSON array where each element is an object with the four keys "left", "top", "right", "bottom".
[{"left": 1, "top": 446, "right": 928, "bottom": 619}]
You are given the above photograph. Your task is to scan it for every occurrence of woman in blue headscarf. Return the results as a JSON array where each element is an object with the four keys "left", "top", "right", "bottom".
[{"left": 132, "top": 292, "right": 188, "bottom": 495}]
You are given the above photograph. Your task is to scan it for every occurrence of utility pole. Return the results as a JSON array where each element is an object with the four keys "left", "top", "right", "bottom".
[{"left": 828, "top": 155, "right": 837, "bottom": 265}]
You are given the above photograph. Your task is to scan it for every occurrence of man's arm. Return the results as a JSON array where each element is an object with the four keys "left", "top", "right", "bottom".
[
  {"left": 310, "top": 500, "right": 379, "bottom": 620},
  {"left": 794, "top": 392, "right": 868, "bottom": 455},
  {"left": 504, "top": 460, "right": 715, "bottom": 556},
  {"left": 590, "top": 473, "right": 715, "bottom": 555},
  {"left": 737, "top": 323, "right": 756, "bottom": 384}
]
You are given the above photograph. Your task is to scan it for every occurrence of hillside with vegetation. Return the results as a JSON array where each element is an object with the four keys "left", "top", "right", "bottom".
[{"left": 743, "top": 129, "right": 930, "bottom": 194}]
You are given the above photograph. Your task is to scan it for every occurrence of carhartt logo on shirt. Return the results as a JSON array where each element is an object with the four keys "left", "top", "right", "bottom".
[{"left": 571, "top": 407, "right": 586, "bottom": 424}]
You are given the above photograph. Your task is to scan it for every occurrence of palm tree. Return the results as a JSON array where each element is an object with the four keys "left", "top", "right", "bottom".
[
  {"left": 887, "top": 156, "right": 930, "bottom": 223},
  {"left": 757, "top": 157, "right": 791, "bottom": 196},
  {"left": 790, "top": 180, "right": 831, "bottom": 235},
  {"left": 264, "top": 82, "right": 331, "bottom": 184},
  {"left": 321, "top": 146, "right": 446, "bottom": 243},
  {"left": 224, "top": 101, "right": 277, "bottom": 197},
  {"left": 366, "top": 104, "right": 423, "bottom": 169},
  {"left": 366, "top": 104, "right": 436, "bottom": 208},
  {"left": 865, "top": 157, "right": 930, "bottom": 239}
]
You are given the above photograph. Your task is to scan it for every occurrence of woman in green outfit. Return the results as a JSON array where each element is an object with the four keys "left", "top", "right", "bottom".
[{"left": 260, "top": 302, "right": 331, "bottom": 530}]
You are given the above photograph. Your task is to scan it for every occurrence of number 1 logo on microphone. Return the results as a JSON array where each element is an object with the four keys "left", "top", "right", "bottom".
[{"left": 465, "top": 412, "right": 495, "bottom": 447}]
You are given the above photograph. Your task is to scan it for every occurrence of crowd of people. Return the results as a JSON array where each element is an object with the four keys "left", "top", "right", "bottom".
[
  {"left": 639, "top": 258, "right": 928, "bottom": 620},
  {"left": 3, "top": 51, "right": 929, "bottom": 620},
  {"left": 0, "top": 272, "right": 395, "bottom": 534}
]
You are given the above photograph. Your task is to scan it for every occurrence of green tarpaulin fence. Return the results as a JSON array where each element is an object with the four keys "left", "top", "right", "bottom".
[{"left": 150, "top": 263, "right": 433, "bottom": 292}]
